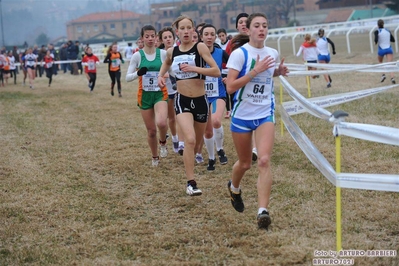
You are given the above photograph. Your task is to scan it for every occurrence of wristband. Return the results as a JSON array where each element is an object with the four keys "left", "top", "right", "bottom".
[
  {"left": 247, "top": 72, "right": 254, "bottom": 80},
  {"left": 253, "top": 69, "right": 259, "bottom": 75}
]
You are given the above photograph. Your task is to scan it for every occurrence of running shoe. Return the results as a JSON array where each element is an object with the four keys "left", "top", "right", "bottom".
[
  {"left": 186, "top": 180, "right": 202, "bottom": 196},
  {"left": 327, "top": 83, "right": 331, "bottom": 88},
  {"left": 392, "top": 78, "right": 396, "bottom": 84},
  {"left": 207, "top": 159, "right": 215, "bottom": 171},
  {"left": 152, "top": 156, "right": 159, "bottom": 167},
  {"left": 381, "top": 74, "right": 386, "bottom": 83},
  {"left": 178, "top": 145, "right": 184, "bottom": 156},
  {"left": 252, "top": 149, "right": 258, "bottom": 162},
  {"left": 111, "top": 88, "right": 114, "bottom": 96},
  {"left": 173, "top": 141, "right": 179, "bottom": 153},
  {"left": 257, "top": 210, "right": 272, "bottom": 230},
  {"left": 118, "top": 93, "right": 122, "bottom": 98},
  {"left": 217, "top": 149, "right": 228, "bottom": 165},
  {"left": 227, "top": 180, "right": 244, "bottom": 212},
  {"left": 195, "top": 154, "right": 204, "bottom": 164},
  {"left": 160, "top": 144, "right": 168, "bottom": 158}
]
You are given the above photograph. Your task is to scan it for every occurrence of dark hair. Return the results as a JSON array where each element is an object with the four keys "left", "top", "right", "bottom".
[
  {"left": 199, "top": 24, "right": 216, "bottom": 36},
  {"left": 231, "top": 13, "right": 268, "bottom": 51},
  {"left": 217, "top": 28, "right": 227, "bottom": 35},
  {"left": 158, "top": 27, "right": 175, "bottom": 41},
  {"left": 377, "top": 19, "right": 384, "bottom": 28},
  {"left": 141, "top": 25, "right": 156, "bottom": 37},
  {"left": 246, "top": 13, "right": 268, "bottom": 29},
  {"left": 318, "top": 28, "right": 325, "bottom": 37},
  {"left": 231, "top": 34, "right": 249, "bottom": 51},
  {"left": 196, "top": 22, "right": 206, "bottom": 32},
  {"left": 107, "top": 41, "right": 118, "bottom": 54},
  {"left": 192, "top": 30, "right": 200, "bottom": 43},
  {"left": 235, "top": 13, "right": 249, "bottom": 29},
  {"left": 200, "top": 24, "right": 216, "bottom": 37}
]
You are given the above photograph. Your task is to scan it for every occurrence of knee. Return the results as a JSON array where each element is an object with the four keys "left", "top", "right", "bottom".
[
  {"left": 212, "top": 119, "right": 222, "bottom": 129},
  {"left": 147, "top": 128, "right": 157, "bottom": 138},
  {"left": 204, "top": 129, "right": 213, "bottom": 139},
  {"left": 184, "top": 136, "right": 196, "bottom": 147},
  {"left": 157, "top": 119, "right": 168, "bottom": 130},
  {"left": 168, "top": 115, "right": 176, "bottom": 125},
  {"left": 257, "top": 154, "right": 271, "bottom": 169},
  {"left": 237, "top": 160, "right": 252, "bottom": 171}
]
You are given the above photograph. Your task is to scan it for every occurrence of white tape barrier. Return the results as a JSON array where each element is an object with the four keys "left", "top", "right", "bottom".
[
  {"left": 280, "top": 76, "right": 332, "bottom": 120},
  {"left": 336, "top": 173, "right": 399, "bottom": 191},
  {"left": 306, "top": 61, "right": 399, "bottom": 73},
  {"left": 280, "top": 77, "right": 399, "bottom": 192},
  {"left": 283, "top": 84, "right": 399, "bottom": 116},
  {"left": 334, "top": 122, "right": 399, "bottom": 146},
  {"left": 13, "top": 59, "right": 82, "bottom": 67},
  {"left": 280, "top": 94, "right": 399, "bottom": 192},
  {"left": 280, "top": 106, "right": 337, "bottom": 185},
  {"left": 287, "top": 61, "right": 399, "bottom": 76},
  {"left": 281, "top": 75, "right": 399, "bottom": 145}
]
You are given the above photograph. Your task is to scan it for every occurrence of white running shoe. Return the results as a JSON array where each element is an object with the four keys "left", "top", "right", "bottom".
[
  {"left": 160, "top": 145, "right": 168, "bottom": 158},
  {"left": 195, "top": 153, "right": 204, "bottom": 164},
  {"left": 152, "top": 157, "right": 159, "bottom": 167},
  {"left": 186, "top": 180, "right": 202, "bottom": 196}
]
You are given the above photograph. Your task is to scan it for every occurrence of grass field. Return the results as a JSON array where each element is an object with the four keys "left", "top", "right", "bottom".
[{"left": 1, "top": 36, "right": 398, "bottom": 265}]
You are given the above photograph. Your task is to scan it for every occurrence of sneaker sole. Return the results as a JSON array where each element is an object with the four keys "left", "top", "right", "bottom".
[
  {"left": 227, "top": 180, "right": 244, "bottom": 212},
  {"left": 186, "top": 190, "right": 202, "bottom": 196},
  {"left": 219, "top": 160, "right": 228, "bottom": 165},
  {"left": 257, "top": 214, "right": 272, "bottom": 230}
]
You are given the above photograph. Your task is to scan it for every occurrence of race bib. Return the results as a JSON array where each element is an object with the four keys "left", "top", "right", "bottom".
[
  {"left": 243, "top": 71, "right": 272, "bottom": 105},
  {"left": 26, "top": 60, "right": 35, "bottom": 67},
  {"left": 205, "top": 75, "right": 219, "bottom": 98},
  {"left": 172, "top": 54, "right": 198, "bottom": 79},
  {"left": 111, "top": 59, "right": 120, "bottom": 68},
  {"left": 88, "top": 61, "right": 95, "bottom": 70},
  {"left": 142, "top": 71, "right": 160, "bottom": 91}
]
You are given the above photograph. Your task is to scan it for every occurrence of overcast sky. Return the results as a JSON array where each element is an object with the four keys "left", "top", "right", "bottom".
[{"left": 0, "top": 0, "right": 173, "bottom": 46}]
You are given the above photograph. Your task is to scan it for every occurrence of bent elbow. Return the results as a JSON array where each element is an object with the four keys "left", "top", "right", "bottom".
[{"left": 211, "top": 68, "right": 221, "bottom": 77}]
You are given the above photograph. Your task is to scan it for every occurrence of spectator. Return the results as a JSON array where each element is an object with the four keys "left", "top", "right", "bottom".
[
  {"left": 59, "top": 43, "right": 68, "bottom": 73},
  {"left": 67, "top": 40, "right": 78, "bottom": 75}
]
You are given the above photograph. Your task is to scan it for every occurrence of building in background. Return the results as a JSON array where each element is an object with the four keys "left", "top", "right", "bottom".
[
  {"left": 66, "top": 0, "right": 396, "bottom": 43},
  {"left": 66, "top": 11, "right": 141, "bottom": 42}
]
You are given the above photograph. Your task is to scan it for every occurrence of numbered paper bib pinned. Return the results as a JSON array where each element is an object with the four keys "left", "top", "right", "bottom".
[
  {"left": 143, "top": 71, "right": 160, "bottom": 91},
  {"left": 205, "top": 76, "right": 219, "bottom": 98}
]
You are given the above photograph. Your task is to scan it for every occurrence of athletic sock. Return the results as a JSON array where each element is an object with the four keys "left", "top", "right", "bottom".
[
  {"left": 213, "top": 126, "right": 224, "bottom": 151},
  {"left": 258, "top": 207, "right": 268, "bottom": 215},
  {"left": 204, "top": 136, "right": 215, "bottom": 160},
  {"left": 230, "top": 182, "right": 240, "bottom": 194}
]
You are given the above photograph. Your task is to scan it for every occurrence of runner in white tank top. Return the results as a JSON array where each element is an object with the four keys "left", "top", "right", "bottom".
[
  {"left": 374, "top": 19, "right": 396, "bottom": 84},
  {"left": 225, "top": 13, "right": 288, "bottom": 231}
]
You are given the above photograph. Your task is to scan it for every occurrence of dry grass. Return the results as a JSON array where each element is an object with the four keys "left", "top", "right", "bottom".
[{"left": 1, "top": 36, "right": 399, "bottom": 265}]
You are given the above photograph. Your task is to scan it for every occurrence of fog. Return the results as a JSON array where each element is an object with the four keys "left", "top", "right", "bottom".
[{"left": 0, "top": 0, "right": 168, "bottom": 47}]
